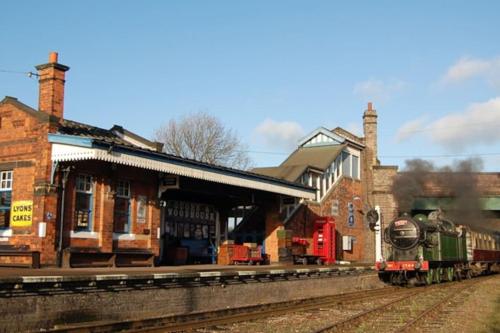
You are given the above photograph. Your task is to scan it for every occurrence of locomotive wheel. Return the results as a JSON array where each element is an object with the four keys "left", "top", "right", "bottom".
[
  {"left": 435, "top": 267, "right": 443, "bottom": 283},
  {"left": 455, "top": 269, "right": 462, "bottom": 282},
  {"left": 390, "top": 273, "right": 400, "bottom": 285},
  {"left": 423, "top": 270, "right": 433, "bottom": 285},
  {"left": 446, "top": 267, "right": 454, "bottom": 282}
]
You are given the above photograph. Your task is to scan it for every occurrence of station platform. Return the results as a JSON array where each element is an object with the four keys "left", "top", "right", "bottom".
[
  {"left": 0, "top": 263, "right": 381, "bottom": 332},
  {"left": 0, "top": 263, "right": 374, "bottom": 284}
]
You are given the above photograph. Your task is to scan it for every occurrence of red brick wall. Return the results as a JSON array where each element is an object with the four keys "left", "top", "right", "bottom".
[
  {"left": 61, "top": 161, "right": 160, "bottom": 255},
  {"left": 285, "top": 176, "right": 373, "bottom": 263},
  {"left": 0, "top": 98, "right": 57, "bottom": 264},
  {"left": 0, "top": 99, "right": 163, "bottom": 266}
]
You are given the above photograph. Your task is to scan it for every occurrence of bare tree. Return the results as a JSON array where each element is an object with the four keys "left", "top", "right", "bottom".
[{"left": 154, "top": 112, "right": 253, "bottom": 170}]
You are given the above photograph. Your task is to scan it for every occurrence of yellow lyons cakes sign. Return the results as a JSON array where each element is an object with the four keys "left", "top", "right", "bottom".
[{"left": 10, "top": 200, "right": 33, "bottom": 227}]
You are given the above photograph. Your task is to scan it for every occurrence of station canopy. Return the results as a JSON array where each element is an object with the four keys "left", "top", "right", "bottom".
[{"left": 48, "top": 120, "right": 315, "bottom": 200}]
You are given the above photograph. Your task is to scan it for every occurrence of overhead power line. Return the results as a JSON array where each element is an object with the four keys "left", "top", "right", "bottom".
[
  {"left": 240, "top": 150, "right": 289, "bottom": 155},
  {"left": 380, "top": 152, "right": 500, "bottom": 159},
  {"left": 243, "top": 149, "right": 500, "bottom": 159},
  {"left": 0, "top": 68, "right": 38, "bottom": 77}
]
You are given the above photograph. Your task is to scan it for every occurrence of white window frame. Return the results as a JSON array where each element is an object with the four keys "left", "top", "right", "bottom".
[
  {"left": 114, "top": 180, "right": 132, "bottom": 233},
  {"left": 0, "top": 170, "right": 13, "bottom": 230},
  {"left": 343, "top": 147, "right": 361, "bottom": 180},
  {"left": 75, "top": 174, "right": 94, "bottom": 231},
  {"left": 0, "top": 171, "right": 13, "bottom": 190}
]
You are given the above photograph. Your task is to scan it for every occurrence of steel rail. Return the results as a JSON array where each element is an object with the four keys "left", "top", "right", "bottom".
[
  {"left": 311, "top": 289, "right": 429, "bottom": 333},
  {"left": 398, "top": 277, "right": 487, "bottom": 333},
  {"left": 311, "top": 276, "right": 491, "bottom": 333},
  {"left": 47, "top": 286, "right": 408, "bottom": 333}
]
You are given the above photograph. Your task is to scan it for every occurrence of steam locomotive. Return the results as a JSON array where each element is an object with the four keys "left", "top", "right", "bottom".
[{"left": 376, "top": 210, "right": 500, "bottom": 285}]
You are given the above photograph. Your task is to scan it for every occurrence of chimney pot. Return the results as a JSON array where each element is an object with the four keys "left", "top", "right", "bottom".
[
  {"left": 35, "top": 52, "right": 69, "bottom": 120},
  {"left": 367, "top": 102, "right": 373, "bottom": 111},
  {"left": 49, "top": 52, "right": 58, "bottom": 63}
]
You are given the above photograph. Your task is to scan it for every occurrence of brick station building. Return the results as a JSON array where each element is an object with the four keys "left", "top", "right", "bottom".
[
  {"left": 250, "top": 104, "right": 380, "bottom": 263},
  {"left": 0, "top": 53, "right": 315, "bottom": 267}
]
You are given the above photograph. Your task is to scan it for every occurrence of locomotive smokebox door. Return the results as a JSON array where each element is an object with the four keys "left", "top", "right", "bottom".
[{"left": 313, "top": 217, "right": 336, "bottom": 264}]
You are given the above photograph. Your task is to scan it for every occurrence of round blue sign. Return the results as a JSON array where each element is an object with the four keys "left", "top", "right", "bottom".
[{"left": 348, "top": 215, "right": 354, "bottom": 227}]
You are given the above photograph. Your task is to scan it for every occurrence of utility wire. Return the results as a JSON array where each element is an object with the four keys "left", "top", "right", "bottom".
[
  {"left": 0, "top": 68, "right": 38, "bottom": 77},
  {"left": 243, "top": 149, "right": 500, "bottom": 159},
  {"left": 380, "top": 152, "right": 500, "bottom": 159}
]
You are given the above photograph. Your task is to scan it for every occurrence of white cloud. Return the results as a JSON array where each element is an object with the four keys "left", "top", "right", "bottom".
[
  {"left": 396, "top": 97, "right": 500, "bottom": 151},
  {"left": 395, "top": 116, "right": 428, "bottom": 143},
  {"left": 254, "top": 118, "right": 304, "bottom": 150},
  {"left": 353, "top": 79, "right": 406, "bottom": 103},
  {"left": 429, "top": 97, "right": 500, "bottom": 150},
  {"left": 345, "top": 122, "right": 363, "bottom": 137},
  {"left": 440, "top": 56, "right": 500, "bottom": 88}
]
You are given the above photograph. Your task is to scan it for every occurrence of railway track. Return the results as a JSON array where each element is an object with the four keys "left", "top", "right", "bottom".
[
  {"left": 48, "top": 286, "right": 401, "bottom": 333},
  {"left": 48, "top": 275, "right": 494, "bottom": 333},
  {"left": 312, "top": 275, "right": 492, "bottom": 333}
]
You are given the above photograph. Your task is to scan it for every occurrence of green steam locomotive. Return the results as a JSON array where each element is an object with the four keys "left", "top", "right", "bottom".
[{"left": 376, "top": 210, "right": 500, "bottom": 285}]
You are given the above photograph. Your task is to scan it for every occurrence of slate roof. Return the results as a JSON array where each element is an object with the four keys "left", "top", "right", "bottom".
[
  {"left": 332, "top": 127, "right": 365, "bottom": 147},
  {"left": 253, "top": 144, "right": 345, "bottom": 182},
  {"left": 251, "top": 165, "right": 308, "bottom": 183},
  {"left": 59, "top": 119, "right": 132, "bottom": 147}
]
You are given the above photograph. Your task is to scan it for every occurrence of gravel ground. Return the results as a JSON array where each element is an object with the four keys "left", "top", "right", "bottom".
[
  {"left": 196, "top": 275, "right": 500, "bottom": 333},
  {"left": 434, "top": 275, "right": 500, "bottom": 333}
]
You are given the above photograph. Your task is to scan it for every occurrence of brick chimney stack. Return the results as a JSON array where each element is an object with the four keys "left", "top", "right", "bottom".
[
  {"left": 35, "top": 52, "right": 70, "bottom": 119},
  {"left": 363, "top": 102, "right": 378, "bottom": 166}
]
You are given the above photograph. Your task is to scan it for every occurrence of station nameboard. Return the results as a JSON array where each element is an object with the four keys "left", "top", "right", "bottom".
[{"left": 10, "top": 200, "right": 33, "bottom": 227}]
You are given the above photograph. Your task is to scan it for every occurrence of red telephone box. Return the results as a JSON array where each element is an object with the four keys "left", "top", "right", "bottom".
[{"left": 313, "top": 216, "right": 336, "bottom": 264}]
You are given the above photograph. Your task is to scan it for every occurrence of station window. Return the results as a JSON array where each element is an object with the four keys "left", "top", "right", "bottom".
[
  {"left": 75, "top": 174, "right": 94, "bottom": 231},
  {"left": 0, "top": 170, "right": 13, "bottom": 228},
  {"left": 114, "top": 180, "right": 131, "bottom": 233},
  {"left": 352, "top": 155, "right": 359, "bottom": 179},
  {"left": 342, "top": 152, "right": 351, "bottom": 177},
  {"left": 335, "top": 155, "right": 341, "bottom": 178}
]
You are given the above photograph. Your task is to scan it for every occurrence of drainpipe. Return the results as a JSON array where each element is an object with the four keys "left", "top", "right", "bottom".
[{"left": 57, "top": 167, "right": 71, "bottom": 267}]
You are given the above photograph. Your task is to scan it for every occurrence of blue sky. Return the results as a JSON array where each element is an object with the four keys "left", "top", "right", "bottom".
[{"left": 1, "top": 1, "right": 500, "bottom": 170}]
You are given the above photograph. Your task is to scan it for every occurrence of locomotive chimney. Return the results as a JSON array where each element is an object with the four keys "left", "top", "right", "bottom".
[{"left": 35, "top": 52, "right": 70, "bottom": 120}]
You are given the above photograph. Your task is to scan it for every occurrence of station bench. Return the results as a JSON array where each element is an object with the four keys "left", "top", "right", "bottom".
[
  {"left": 62, "top": 247, "right": 154, "bottom": 268},
  {"left": 0, "top": 245, "right": 40, "bottom": 268},
  {"left": 114, "top": 248, "right": 155, "bottom": 267}
]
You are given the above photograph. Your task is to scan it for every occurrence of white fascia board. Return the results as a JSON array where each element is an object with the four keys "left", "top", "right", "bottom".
[
  {"left": 51, "top": 143, "right": 315, "bottom": 200},
  {"left": 297, "top": 127, "right": 345, "bottom": 147}
]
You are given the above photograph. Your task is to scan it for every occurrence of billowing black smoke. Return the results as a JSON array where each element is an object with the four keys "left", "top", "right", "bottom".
[{"left": 392, "top": 158, "right": 484, "bottom": 226}]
